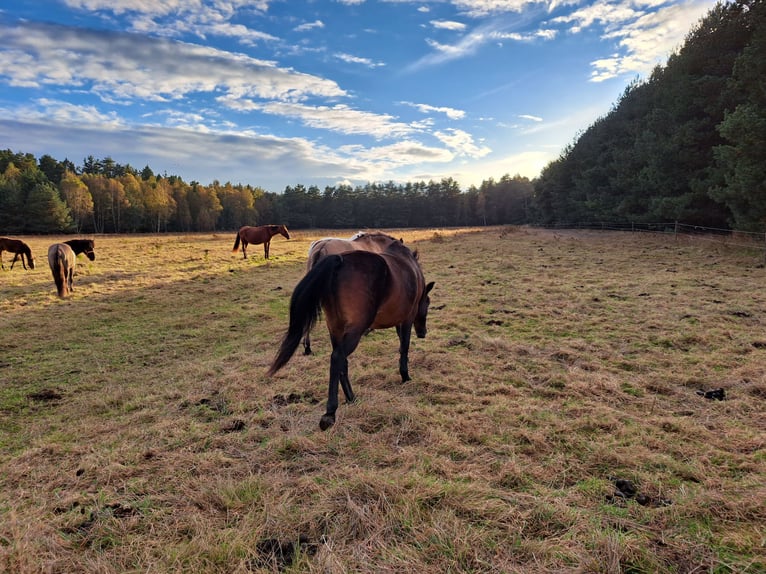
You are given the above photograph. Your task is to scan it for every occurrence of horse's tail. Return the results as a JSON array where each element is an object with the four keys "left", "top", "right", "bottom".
[
  {"left": 51, "top": 250, "right": 68, "bottom": 298},
  {"left": 268, "top": 255, "right": 343, "bottom": 376},
  {"left": 232, "top": 231, "right": 241, "bottom": 253}
]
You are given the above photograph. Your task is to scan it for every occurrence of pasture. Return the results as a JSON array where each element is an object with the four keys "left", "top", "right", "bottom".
[{"left": 1, "top": 227, "right": 764, "bottom": 573}]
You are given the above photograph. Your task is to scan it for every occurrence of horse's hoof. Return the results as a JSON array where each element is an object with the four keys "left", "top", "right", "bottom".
[
  {"left": 319, "top": 414, "right": 335, "bottom": 431},
  {"left": 303, "top": 348, "right": 312, "bottom": 356},
  {"left": 401, "top": 374, "right": 411, "bottom": 383}
]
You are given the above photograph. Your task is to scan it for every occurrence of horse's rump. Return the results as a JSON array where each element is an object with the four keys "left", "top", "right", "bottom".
[{"left": 48, "top": 243, "right": 75, "bottom": 298}]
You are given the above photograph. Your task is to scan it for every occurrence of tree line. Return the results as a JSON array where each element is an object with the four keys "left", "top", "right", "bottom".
[
  {"left": 0, "top": 150, "right": 534, "bottom": 234},
  {"left": 535, "top": 0, "right": 766, "bottom": 232},
  {"left": 1, "top": 1, "right": 763, "bottom": 235}
]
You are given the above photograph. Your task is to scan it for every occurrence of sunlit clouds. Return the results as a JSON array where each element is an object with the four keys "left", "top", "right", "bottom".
[{"left": 0, "top": 0, "right": 718, "bottom": 191}]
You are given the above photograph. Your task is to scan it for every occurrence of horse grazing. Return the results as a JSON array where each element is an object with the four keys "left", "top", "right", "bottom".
[
  {"left": 268, "top": 240, "right": 434, "bottom": 430},
  {"left": 0, "top": 237, "right": 35, "bottom": 270},
  {"left": 64, "top": 238, "right": 96, "bottom": 261},
  {"left": 302, "top": 231, "right": 402, "bottom": 355},
  {"left": 48, "top": 243, "right": 76, "bottom": 298},
  {"left": 232, "top": 225, "right": 290, "bottom": 260}
]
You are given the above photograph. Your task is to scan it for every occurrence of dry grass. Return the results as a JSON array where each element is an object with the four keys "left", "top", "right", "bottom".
[{"left": 1, "top": 227, "right": 764, "bottom": 573}]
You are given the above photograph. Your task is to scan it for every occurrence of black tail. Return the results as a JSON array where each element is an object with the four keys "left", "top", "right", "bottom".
[
  {"left": 268, "top": 255, "right": 343, "bottom": 375},
  {"left": 232, "top": 232, "right": 241, "bottom": 253},
  {"left": 52, "top": 252, "right": 67, "bottom": 297}
]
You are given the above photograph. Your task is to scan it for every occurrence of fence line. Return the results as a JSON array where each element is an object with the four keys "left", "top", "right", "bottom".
[{"left": 539, "top": 221, "right": 766, "bottom": 262}]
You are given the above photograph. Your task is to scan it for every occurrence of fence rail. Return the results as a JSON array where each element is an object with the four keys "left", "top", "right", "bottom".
[{"left": 539, "top": 221, "right": 766, "bottom": 262}]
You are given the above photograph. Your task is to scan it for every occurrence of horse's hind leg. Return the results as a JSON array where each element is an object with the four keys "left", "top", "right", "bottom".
[
  {"left": 303, "top": 332, "right": 312, "bottom": 355},
  {"left": 320, "top": 345, "right": 345, "bottom": 430},
  {"left": 242, "top": 240, "right": 248, "bottom": 259}
]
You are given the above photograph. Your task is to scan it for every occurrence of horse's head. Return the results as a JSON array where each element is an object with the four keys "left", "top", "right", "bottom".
[
  {"left": 279, "top": 225, "right": 290, "bottom": 239},
  {"left": 84, "top": 241, "right": 96, "bottom": 261},
  {"left": 27, "top": 254, "right": 35, "bottom": 270},
  {"left": 414, "top": 281, "right": 435, "bottom": 338}
]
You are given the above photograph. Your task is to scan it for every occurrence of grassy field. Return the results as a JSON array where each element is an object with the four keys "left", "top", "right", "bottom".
[{"left": 1, "top": 227, "right": 764, "bottom": 573}]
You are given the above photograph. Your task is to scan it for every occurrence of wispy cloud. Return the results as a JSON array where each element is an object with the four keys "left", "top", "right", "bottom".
[
  {"left": 452, "top": 0, "right": 550, "bottom": 17},
  {"left": 430, "top": 20, "right": 467, "bottom": 31},
  {"left": 224, "top": 101, "right": 416, "bottom": 138},
  {"left": 551, "top": 0, "right": 714, "bottom": 82},
  {"left": 401, "top": 101, "right": 466, "bottom": 120},
  {"left": 335, "top": 53, "right": 386, "bottom": 67},
  {"left": 294, "top": 20, "right": 324, "bottom": 32}
]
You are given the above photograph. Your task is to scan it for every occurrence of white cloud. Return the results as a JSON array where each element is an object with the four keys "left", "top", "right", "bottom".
[
  {"left": 452, "top": 0, "right": 549, "bottom": 17},
  {"left": 294, "top": 20, "right": 325, "bottom": 32},
  {"left": 519, "top": 114, "right": 543, "bottom": 122},
  {"left": 225, "top": 101, "right": 417, "bottom": 138},
  {"left": 550, "top": 0, "right": 715, "bottom": 82},
  {"left": 9, "top": 99, "right": 125, "bottom": 126},
  {"left": 401, "top": 101, "right": 466, "bottom": 120},
  {"left": 63, "top": 0, "right": 275, "bottom": 44},
  {"left": 342, "top": 140, "right": 454, "bottom": 165},
  {"left": 335, "top": 53, "right": 386, "bottom": 67},
  {"left": 0, "top": 22, "right": 345, "bottom": 103},
  {"left": 491, "top": 29, "right": 558, "bottom": 41},
  {"left": 430, "top": 20, "right": 467, "bottom": 31},
  {"left": 434, "top": 128, "right": 491, "bottom": 158}
]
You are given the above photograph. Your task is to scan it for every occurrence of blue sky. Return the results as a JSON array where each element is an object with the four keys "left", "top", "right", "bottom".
[{"left": 1, "top": 0, "right": 716, "bottom": 193}]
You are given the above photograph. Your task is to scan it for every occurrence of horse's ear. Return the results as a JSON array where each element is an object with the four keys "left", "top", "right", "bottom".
[
  {"left": 398, "top": 238, "right": 403, "bottom": 243},
  {"left": 426, "top": 281, "right": 434, "bottom": 294}
]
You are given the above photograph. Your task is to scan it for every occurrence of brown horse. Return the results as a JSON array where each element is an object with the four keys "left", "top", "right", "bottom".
[
  {"left": 48, "top": 243, "right": 76, "bottom": 298},
  {"left": 269, "top": 240, "right": 434, "bottom": 430},
  {"left": 232, "top": 224, "right": 290, "bottom": 259},
  {"left": 64, "top": 238, "right": 96, "bottom": 261},
  {"left": 0, "top": 237, "right": 35, "bottom": 270},
  {"left": 302, "top": 231, "right": 402, "bottom": 355}
]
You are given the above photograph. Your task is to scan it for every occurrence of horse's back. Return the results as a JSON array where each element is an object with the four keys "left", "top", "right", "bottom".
[
  {"left": 48, "top": 243, "right": 75, "bottom": 266},
  {"left": 322, "top": 251, "right": 391, "bottom": 330}
]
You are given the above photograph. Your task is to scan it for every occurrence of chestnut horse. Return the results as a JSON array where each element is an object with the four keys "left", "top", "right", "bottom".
[
  {"left": 48, "top": 243, "right": 76, "bottom": 297},
  {"left": 302, "top": 231, "right": 402, "bottom": 355},
  {"left": 232, "top": 224, "right": 290, "bottom": 260},
  {"left": 268, "top": 240, "right": 434, "bottom": 430},
  {"left": 0, "top": 237, "right": 35, "bottom": 270}
]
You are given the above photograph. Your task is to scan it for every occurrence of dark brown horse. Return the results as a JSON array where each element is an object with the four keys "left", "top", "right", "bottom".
[
  {"left": 269, "top": 240, "right": 434, "bottom": 430},
  {"left": 0, "top": 237, "right": 35, "bottom": 270},
  {"left": 302, "top": 231, "right": 402, "bottom": 355},
  {"left": 64, "top": 238, "right": 96, "bottom": 261},
  {"left": 48, "top": 243, "right": 76, "bottom": 298},
  {"left": 232, "top": 224, "right": 290, "bottom": 260}
]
